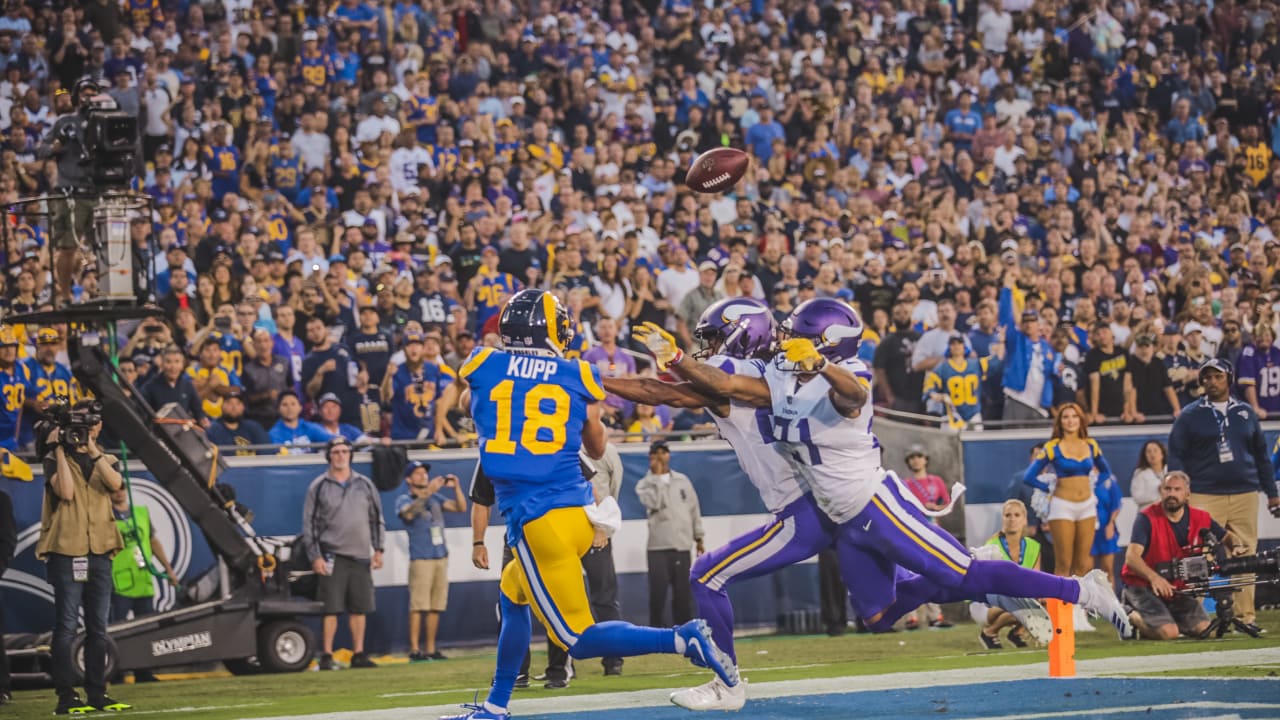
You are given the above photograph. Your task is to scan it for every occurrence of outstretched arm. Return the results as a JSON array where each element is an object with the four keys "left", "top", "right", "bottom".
[
  {"left": 671, "top": 355, "right": 772, "bottom": 408},
  {"left": 603, "top": 376, "right": 729, "bottom": 415}
]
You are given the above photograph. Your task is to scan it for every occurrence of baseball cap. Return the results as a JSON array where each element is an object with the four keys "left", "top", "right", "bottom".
[
  {"left": 698, "top": 261, "right": 718, "bottom": 272},
  {"left": 223, "top": 386, "right": 244, "bottom": 399},
  {"left": 649, "top": 440, "right": 670, "bottom": 455},
  {"left": 905, "top": 444, "right": 928, "bottom": 460},
  {"left": 211, "top": 208, "right": 229, "bottom": 222},
  {"left": 1182, "top": 321, "right": 1205, "bottom": 335},
  {"left": 1199, "top": 357, "right": 1231, "bottom": 377},
  {"left": 317, "top": 392, "right": 342, "bottom": 406},
  {"left": 434, "top": 255, "right": 453, "bottom": 267},
  {"left": 1020, "top": 308, "right": 1039, "bottom": 323},
  {"left": 403, "top": 332, "right": 425, "bottom": 345},
  {"left": 36, "top": 328, "right": 61, "bottom": 344},
  {"left": 404, "top": 459, "right": 431, "bottom": 478},
  {"left": 302, "top": 30, "right": 318, "bottom": 42}
]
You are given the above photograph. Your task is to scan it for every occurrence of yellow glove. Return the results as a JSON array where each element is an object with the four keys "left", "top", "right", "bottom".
[
  {"left": 632, "top": 321, "right": 683, "bottom": 371},
  {"left": 780, "top": 338, "right": 827, "bottom": 373}
]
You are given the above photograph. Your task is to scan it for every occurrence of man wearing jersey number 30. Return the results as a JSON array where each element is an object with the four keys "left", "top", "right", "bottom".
[
  {"left": 437, "top": 289, "right": 737, "bottom": 720},
  {"left": 634, "top": 298, "right": 1132, "bottom": 693}
]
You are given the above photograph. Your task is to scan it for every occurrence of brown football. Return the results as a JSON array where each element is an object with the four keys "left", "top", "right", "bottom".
[{"left": 685, "top": 147, "right": 750, "bottom": 194}]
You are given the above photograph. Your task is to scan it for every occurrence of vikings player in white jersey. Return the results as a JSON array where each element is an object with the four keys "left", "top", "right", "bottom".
[
  {"left": 640, "top": 298, "right": 1132, "bottom": 647},
  {"left": 611, "top": 298, "right": 838, "bottom": 711}
]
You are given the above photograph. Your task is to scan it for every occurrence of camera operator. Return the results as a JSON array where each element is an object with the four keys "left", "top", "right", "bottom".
[
  {"left": 32, "top": 412, "right": 132, "bottom": 715},
  {"left": 1120, "top": 471, "right": 1240, "bottom": 640},
  {"left": 36, "top": 79, "right": 99, "bottom": 307},
  {"left": 1167, "top": 358, "right": 1280, "bottom": 633}
]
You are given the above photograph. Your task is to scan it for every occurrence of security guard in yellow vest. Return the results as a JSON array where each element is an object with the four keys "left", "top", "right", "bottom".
[{"left": 109, "top": 485, "right": 178, "bottom": 625}]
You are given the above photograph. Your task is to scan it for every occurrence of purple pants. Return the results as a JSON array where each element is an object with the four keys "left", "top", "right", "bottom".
[
  {"left": 835, "top": 472, "right": 1079, "bottom": 631},
  {"left": 690, "top": 494, "right": 836, "bottom": 661}
]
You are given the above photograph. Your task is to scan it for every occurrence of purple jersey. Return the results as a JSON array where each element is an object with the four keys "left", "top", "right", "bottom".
[{"left": 1235, "top": 344, "right": 1280, "bottom": 414}]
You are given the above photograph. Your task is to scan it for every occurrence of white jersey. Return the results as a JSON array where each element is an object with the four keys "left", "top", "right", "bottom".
[
  {"left": 763, "top": 357, "right": 882, "bottom": 524},
  {"left": 707, "top": 355, "right": 804, "bottom": 514}
]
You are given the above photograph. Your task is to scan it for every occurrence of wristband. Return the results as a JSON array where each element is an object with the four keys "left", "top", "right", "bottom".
[
  {"left": 473, "top": 540, "right": 485, "bottom": 547},
  {"left": 671, "top": 349, "right": 685, "bottom": 366}
]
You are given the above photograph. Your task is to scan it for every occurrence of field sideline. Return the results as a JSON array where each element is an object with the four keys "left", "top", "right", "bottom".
[{"left": 7, "top": 610, "right": 1280, "bottom": 719}]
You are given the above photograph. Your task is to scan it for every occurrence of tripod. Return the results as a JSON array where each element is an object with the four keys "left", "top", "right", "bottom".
[{"left": 1197, "top": 588, "right": 1260, "bottom": 638}]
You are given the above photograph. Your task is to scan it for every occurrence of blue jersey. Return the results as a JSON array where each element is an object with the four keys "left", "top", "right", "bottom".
[
  {"left": 268, "top": 419, "right": 335, "bottom": 453},
  {"left": 461, "top": 347, "right": 605, "bottom": 537},
  {"left": 406, "top": 94, "right": 440, "bottom": 144},
  {"left": 210, "top": 331, "right": 245, "bottom": 376},
  {"left": 472, "top": 269, "right": 520, "bottom": 332},
  {"left": 1235, "top": 344, "right": 1280, "bottom": 415},
  {"left": 389, "top": 361, "right": 455, "bottom": 440},
  {"left": 22, "top": 359, "right": 75, "bottom": 446},
  {"left": 269, "top": 157, "right": 302, "bottom": 205},
  {"left": 923, "top": 357, "right": 996, "bottom": 426},
  {"left": 204, "top": 145, "right": 241, "bottom": 200},
  {"left": 0, "top": 363, "right": 34, "bottom": 451}
]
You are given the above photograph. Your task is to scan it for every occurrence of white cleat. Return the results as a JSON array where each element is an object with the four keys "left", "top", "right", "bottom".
[
  {"left": 670, "top": 677, "right": 748, "bottom": 712},
  {"left": 1075, "top": 569, "right": 1132, "bottom": 638},
  {"left": 987, "top": 594, "right": 1053, "bottom": 645}
]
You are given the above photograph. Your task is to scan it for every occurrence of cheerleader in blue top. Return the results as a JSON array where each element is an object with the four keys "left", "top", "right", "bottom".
[{"left": 1022, "top": 402, "right": 1115, "bottom": 577}]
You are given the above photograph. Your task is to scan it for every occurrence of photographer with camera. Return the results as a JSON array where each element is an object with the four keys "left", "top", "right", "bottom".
[
  {"left": 36, "top": 79, "right": 99, "bottom": 308},
  {"left": 1167, "top": 359, "right": 1280, "bottom": 633},
  {"left": 1120, "top": 471, "right": 1239, "bottom": 640},
  {"left": 32, "top": 403, "right": 133, "bottom": 715}
]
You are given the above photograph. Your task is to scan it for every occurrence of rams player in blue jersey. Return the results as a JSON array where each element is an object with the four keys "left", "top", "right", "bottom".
[
  {"left": 22, "top": 329, "right": 77, "bottom": 447},
  {"left": 438, "top": 289, "right": 737, "bottom": 720},
  {"left": 0, "top": 327, "right": 34, "bottom": 452}
]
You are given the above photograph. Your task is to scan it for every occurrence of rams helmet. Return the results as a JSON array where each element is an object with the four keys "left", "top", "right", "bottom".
[{"left": 500, "top": 289, "right": 573, "bottom": 358}]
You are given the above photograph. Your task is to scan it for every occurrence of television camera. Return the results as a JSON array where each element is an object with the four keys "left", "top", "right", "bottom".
[
  {"left": 1158, "top": 529, "right": 1280, "bottom": 638},
  {"left": 34, "top": 397, "right": 105, "bottom": 454}
]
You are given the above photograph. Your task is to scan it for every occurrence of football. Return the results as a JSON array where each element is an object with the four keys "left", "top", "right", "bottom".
[{"left": 685, "top": 147, "right": 750, "bottom": 194}]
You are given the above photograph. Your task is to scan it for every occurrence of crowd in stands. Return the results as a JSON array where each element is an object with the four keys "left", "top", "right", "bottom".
[{"left": 2, "top": 0, "right": 1280, "bottom": 452}]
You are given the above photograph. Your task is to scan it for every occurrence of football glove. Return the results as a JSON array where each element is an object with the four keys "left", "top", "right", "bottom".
[
  {"left": 633, "top": 322, "right": 683, "bottom": 371},
  {"left": 780, "top": 338, "right": 827, "bottom": 373}
]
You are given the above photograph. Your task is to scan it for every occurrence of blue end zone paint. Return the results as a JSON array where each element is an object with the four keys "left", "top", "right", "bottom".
[{"left": 531, "top": 679, "right": 1280, "bottom": 720}]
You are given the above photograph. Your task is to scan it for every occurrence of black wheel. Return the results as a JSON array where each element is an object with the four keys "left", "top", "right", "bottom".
[
  {"left": 70, "top": 633, "right": 118, "bottom": 686},
  {"left": 256, "top": 620, "right": 314, "bottom": 673},
  {"left": 223, "top": 656, "right": 263, "bottom": 675}
]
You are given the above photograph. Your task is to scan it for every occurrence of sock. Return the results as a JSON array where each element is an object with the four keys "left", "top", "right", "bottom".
[
  {"left": 958, "top": 560, "right": 1081, "bottom": 604},
  {"left": 567, "top": 621, "right": 678, "bottom": 660},
  {"left": 692, "top": 582, "right": 737, "bottom": 662},
  {"left": 486, "top": 595, "right": 531, "bottom": 710}
]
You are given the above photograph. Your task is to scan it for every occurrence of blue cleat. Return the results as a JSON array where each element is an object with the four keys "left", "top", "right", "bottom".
[
  {"left": 439, "top": 702, "right": 511, "bottom": 720},
  {"left": 676, "top": 619, "right": 740, "bottom": 688}
]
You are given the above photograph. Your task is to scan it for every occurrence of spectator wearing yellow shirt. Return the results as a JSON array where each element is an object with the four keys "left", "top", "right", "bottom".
[{"left": 187, "top": 338, "right": 241, "bottom": 420}]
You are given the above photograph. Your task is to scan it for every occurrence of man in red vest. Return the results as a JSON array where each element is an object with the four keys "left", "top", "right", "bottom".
[{"left": 1120, "top": 471, "right": 1240, "bottom": 640}]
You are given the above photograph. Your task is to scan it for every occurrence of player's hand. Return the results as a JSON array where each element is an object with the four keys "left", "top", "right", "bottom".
[
  {"left": 592, "top": 528, "right": 609, "bottom": 549},
  {"left": 1150, "top": 576, "right": 1175, "bottom": 599},
  {"left": 472, "top": 543, "right": 489, "bottom": 570},
  {"left": 311, "top": 558, "right": 329, "bottom": 576},
  {"left": 372, "top": 550, "right": 384, "bottom": 570},
  {"left": 780, "top": 338, "right": 827, "bottom": 373},
  {"left": 633, "top": 322, "right": 681, "bottom": 370}
]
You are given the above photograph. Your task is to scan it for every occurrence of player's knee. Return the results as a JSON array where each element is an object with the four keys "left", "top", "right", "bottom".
[
  {"left": 861, "top": 611, "right": 895, "bottom": 633},
  {"left": 1156, "top": 624, "right": 1180, "bottom": 640},
  {"left": 689, "top": 558, "right": 714, "bottom": 587}
]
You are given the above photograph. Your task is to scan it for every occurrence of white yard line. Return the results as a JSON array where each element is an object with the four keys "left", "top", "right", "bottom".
[{"left": 249, "top": 647, "right": 1280, "bottom": 720}]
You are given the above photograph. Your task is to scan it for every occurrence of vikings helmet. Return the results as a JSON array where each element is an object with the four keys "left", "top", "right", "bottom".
[
  {"left": 692, "top": 297, "right": 777, "bottom": 360},
  {"left": 779, "top": 298, "right": 864, "bottom": 366},
  {"left": 499, "top": 289, "right": 573, "bottom": 357}
]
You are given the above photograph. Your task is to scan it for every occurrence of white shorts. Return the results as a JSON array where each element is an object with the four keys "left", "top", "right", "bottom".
[{"left": 1046, "top": 495, "right": 1098, "bottom": 523}]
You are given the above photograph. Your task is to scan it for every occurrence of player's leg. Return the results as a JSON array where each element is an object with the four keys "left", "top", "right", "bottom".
[
  {"left": 689, "top": 496, "right": 833, "bottom": 662},
  {"left": 861, "top": 475, "right": 1130, "bottom": 635},
  {"left": 518, "top": 508, "right": 738, "bottom": 684}
]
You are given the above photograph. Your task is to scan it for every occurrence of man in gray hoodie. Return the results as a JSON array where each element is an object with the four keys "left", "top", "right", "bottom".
[{"left": 302, "top": 436, "right": 385, "bottom": 670}]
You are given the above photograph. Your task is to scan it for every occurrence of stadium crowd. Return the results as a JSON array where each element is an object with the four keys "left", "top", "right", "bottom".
[{"left": 0, "top": 0, "right": 1278, "bottom": 449}]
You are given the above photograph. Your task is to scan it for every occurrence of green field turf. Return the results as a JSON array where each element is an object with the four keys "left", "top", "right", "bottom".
[{"left": 8, "top": 610, "right": 1279, "bottom": 720}]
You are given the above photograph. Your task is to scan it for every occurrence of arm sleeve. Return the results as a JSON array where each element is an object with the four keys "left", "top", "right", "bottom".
[
  {"left": 998, "top": 287, "right": 1016, "bottom": 329},
  {"left": 1022, "top": 453, "right": 1052, "bottom": 491},
  {"left": 634, "top": 476, "right": 665, "bottom": 511},
  {"left": 1129, "top": 512, "right": 1152, "bottom": 548},
  {"left": 1092, "top": 441, "right": 1114, "bottom": 484},
  {"left": 1167, "top": 414, "right": 1187, "bottom": 472},
  {"left": 301, "top": 482, "right": 322, "bottom": 562},
  {"left": 469, "top": 462, "right": 496, "bottom": 507},
  {"left": 368, "top": 480, "right": 385, "bottom": 552}
]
